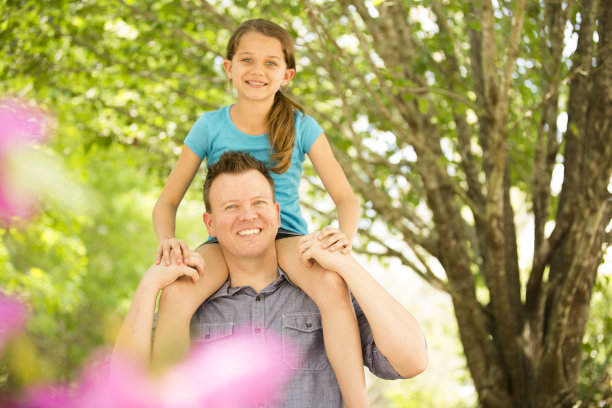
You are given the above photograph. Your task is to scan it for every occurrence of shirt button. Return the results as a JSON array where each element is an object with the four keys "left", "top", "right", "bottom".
[
  {"left": 256, "top": 295, "right": 262, "bottom": 301},
  {"left": 305, "top": 321, "right": 312, "bottom": 328}
]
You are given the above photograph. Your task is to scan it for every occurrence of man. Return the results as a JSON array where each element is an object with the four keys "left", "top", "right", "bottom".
[{"left": 113, "top": 151, "right": 428, "bottom": 407}]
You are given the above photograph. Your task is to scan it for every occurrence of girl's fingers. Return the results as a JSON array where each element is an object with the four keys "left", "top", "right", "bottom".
[
  {"left": 180, "top": 242, "right": 191, "bottom": 263},
  {"left": 155, "top": 245, "right": 163, "bottom": 264},
  {"left": 327, "top": 238, "right": 347, "bottom": 252},
  {"left": 163, "top": 243, "right": 172, "bottom": 265},
  {"left": 317, "top": 228, "right": 340, "bottom": 241},
  {"left": 340, "top": 244, "right": 352, "bottom": 255}
]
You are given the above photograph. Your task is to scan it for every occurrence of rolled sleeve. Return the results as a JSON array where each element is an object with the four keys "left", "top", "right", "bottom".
[{"left": 353, "top": 297, "right": 408, "bottom": 380}]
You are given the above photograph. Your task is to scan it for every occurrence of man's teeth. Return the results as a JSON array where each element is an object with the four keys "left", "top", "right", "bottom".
[{"left": 238, "top": 228, "right": 261, "bottom": 236}]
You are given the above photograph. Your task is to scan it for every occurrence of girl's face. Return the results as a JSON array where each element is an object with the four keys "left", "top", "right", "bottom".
[{"left": 223, "top": 32, "right": 295, "bottom": 103}]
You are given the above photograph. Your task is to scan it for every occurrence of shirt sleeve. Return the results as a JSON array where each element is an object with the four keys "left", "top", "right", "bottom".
[
  {"left": 184, "top": 114, "right": 209, "bottom": 160},
  {"left": 296, "top": 112, "right": 324, "bottom": 155},
  {"left": 353, "top": 297, "right": 409, "bottom": 380}
]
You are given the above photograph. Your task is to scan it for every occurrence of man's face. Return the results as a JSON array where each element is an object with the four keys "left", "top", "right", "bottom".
[{"left": 203, "top": 170, "right": 280, "bottom": 259}]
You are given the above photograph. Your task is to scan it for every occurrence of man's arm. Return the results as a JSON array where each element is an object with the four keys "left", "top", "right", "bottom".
[
  {"left": 300, "top": 239, "right": 428, "bottom": 378},
  {"left": 111, "top": 253, "right": 203, "bottom": 371}
]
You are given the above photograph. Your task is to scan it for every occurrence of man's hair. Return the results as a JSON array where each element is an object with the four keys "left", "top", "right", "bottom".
[{"left": 203, "top": 151, "right": 275, "bottom": 212}]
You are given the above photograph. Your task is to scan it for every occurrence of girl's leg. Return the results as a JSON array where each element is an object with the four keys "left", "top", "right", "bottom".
[
  {"left": 276, "top": 237, "right": 368, "bottom": 408},
  {"left": 152, "top": 243, "right": 228, "bottom": 370}
]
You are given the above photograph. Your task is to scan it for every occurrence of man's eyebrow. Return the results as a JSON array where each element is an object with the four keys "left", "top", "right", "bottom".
[{"left": 220, "top": 199, "right": 237, "bottom": 207}]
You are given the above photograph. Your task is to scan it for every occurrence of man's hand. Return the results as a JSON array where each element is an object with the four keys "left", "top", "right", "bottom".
[
  {"left": 155, "top": 237, "right": 191, "bottom": 266},
  {"left": 144, "top": 251, "right": 204, "bottom": 292}
]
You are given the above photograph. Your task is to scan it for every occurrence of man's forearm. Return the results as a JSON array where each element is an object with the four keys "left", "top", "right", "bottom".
[
  {"left": 337, "top": 255, "right": 428, "bottom": 378},
  {"left": 111, "top": 279, "right": 159, "bottom": 370}
]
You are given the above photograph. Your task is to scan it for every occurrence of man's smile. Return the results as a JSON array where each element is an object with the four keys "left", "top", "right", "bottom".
[{"left": 238, "top": 228, "right": 262, "bottom": 236}]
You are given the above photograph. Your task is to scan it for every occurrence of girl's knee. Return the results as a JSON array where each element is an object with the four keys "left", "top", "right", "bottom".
[
  {"left": 159, "top": 279, "right": 198, "bottom": 311},
  {"left": 310, "top": 270, "right": 350, "bottom": 306}
]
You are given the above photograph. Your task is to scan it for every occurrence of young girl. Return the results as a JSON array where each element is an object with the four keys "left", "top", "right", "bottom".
[{"left": 152, "top": 19, "right": 366, "bottom": 407}]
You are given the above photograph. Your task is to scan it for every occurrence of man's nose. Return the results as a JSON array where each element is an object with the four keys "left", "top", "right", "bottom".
[{"left": 238, "top": 206, "right": 258, "bottom": 220}]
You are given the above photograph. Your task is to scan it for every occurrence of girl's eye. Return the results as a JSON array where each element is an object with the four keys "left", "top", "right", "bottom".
[
  {"left": 266, "top": 61, "right": 277, "bottom": 66},
  {"left": 225, "top": 204, "right": 237, "bottom": 210},
  {"left": 241, "top": 58, "right": 252, "bottom": 63}
]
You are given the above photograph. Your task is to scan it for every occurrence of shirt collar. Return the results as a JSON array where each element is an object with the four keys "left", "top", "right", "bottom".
[{"left": 207, "top": 266, "right": 294, "bottom": 301}]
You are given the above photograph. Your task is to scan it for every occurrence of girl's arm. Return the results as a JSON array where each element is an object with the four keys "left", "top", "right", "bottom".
[
  {"left": 153, "top": 145, "right": 203, "bottom": 264},
  {"left": 307, "top": 133, "right": 361, "bottom": 244}
]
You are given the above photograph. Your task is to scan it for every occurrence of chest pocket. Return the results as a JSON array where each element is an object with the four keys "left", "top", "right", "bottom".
[
  {"left": 191, "top": 322, "right": 234, "bottom": 343},
  {"left": 282, "top": 312, "right": 329, "bottom": 371}
]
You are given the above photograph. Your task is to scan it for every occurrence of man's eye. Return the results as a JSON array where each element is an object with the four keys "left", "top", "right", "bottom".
[
  {"left": 225, "top": 205, "right": 237, "bottom": 210},
  {"left": 254, "top": 200, "right": 266, "bottom": 205}
]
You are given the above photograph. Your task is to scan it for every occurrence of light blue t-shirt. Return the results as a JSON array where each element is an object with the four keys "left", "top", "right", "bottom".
[{"left": 184, "top": 105, "right": 323, "bottom": 235}]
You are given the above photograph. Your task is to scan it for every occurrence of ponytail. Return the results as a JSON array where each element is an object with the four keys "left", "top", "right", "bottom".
[{"left": 267, "top": 90, "right": 304, "bottom": 174}]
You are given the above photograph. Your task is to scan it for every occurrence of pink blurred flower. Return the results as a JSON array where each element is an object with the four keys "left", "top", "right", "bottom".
[
  {"left": 0, "top": 98, "right": 51, "bottom": 224},
  {"left": 13, "top": 331, "right": 301, "bottom": 408},
  {"left": 157, "top": 330, "right": 300, "bottom": 408},
  {"left": 0, "top": 291, "right": 28, "bottom": 352},
  {"left": 0, "top": 98, "right": 49, "bottom": 150},
  {"left": 15, "top": 385, "right": 74, "bottom": 408}
]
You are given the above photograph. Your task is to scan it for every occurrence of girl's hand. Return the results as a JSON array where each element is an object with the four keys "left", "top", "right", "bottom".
[
  {"left": 316, "top": 228, "right": 352, "bottom": 254},
  {"left": 155, "top": 237, "right": 190, "bottom": 266}
]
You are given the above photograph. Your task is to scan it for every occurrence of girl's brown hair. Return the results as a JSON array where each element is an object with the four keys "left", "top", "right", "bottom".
[{"left": 226, "top": 19, "right": 304, "bottom": 174}]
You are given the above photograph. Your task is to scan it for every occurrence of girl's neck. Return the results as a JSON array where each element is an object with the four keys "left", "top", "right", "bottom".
[{"left": 230, "top": 99, "right": 272, "bottom": 135}]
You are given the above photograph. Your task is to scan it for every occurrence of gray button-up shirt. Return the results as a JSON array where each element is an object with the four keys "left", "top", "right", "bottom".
[{"left": 190, "top": 268, "right": 404, "bottom": 407}]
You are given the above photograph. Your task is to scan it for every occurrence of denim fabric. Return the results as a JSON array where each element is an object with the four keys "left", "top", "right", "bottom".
[{"left": 190, "top": 268, "right": 404, "bottom": 407}]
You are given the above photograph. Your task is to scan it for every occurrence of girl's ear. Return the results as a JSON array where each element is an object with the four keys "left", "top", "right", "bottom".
[
  {"left": 282, "top": 68, "right": 295, "bottom": 86},
  {"left": 223, "top": 59, "right": 233, "bottom": 78},
  {"left": 203, "top": 212, "right": 217, "bottom": 237}
]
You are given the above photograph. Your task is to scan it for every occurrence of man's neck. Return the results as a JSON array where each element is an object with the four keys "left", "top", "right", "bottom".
[{"left": 225, "top": 251, "right": 279, "bottom": 293}]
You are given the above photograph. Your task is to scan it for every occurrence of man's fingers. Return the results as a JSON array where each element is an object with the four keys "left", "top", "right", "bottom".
[
  {"left": 187, "top": 268, "right": 200, "bottom": 283},
  {"left": 186, "top": 253, "right": 205, "bottom": 277},
  {"left": 300, "top": 246, "right": 314, "bottom": 268}
]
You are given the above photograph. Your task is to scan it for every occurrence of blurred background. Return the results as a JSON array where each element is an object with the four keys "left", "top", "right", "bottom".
[{"left": 1, "top": 1, "right": 610, "bottom": 407}]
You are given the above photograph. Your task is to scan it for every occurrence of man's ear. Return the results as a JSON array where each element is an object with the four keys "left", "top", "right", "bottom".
[
  {"left": 274, "top": 202, "right": 281, "bottom": 226},
  {"left": 203, "top": 212, "right": 217, "bottom": 237}
]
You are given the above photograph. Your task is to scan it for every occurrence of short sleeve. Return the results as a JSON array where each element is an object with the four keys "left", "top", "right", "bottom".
[
  {"left": 295, "top": 112, "right": 324, "bottom": 155},
  {"left": 353, "top": 297, "right": 408, "bottom": 380},
  {"left": 184, "top": 114, "right": 209, "bottom": 160}
]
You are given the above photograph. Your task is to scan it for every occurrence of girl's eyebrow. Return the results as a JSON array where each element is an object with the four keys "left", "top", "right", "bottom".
[{"left": 236, "top": 51, "right": 281, "bottom": 60}]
